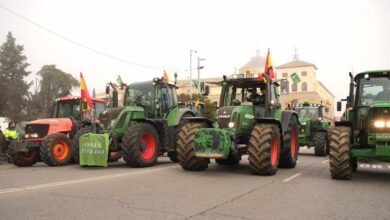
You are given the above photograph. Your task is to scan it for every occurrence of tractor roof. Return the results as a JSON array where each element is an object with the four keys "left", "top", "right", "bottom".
[
  {"left": 57, "top": 96, "right": 105, "bottom": 103},
  {"left": 354, "top": 70, "right": 390, "bottom": 81}
]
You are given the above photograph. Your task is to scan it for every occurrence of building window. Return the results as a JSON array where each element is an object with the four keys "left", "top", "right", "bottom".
[
  {"left": 292, "top": 99, "right": 298, "bottom": 105},
  {"left": 292, "top": 83, "right": 297, "bottom": 92},
  {"left": 302, "top": 82, "right": 307, "bottom": 91},
  {"left": 301, "top": 71, "right": 307, "bottom": 76},
  {"left": 281, "top": 80, "right": 289, "bottom": 95},
  {"left": 282, "top": 72, "right": 288, "bottom": 77}
]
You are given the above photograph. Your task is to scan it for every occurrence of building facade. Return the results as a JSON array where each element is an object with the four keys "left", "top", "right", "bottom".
[{"left": 275, "top": 58, "right": 335, "bottom": 122}]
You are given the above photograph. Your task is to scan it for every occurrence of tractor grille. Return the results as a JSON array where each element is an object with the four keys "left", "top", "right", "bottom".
[
  {"left": 217, "top": 107, "right": 234, "bottom": 128},
  {"left": 25, "top": 124, "right": 49, "bottom": 138}
]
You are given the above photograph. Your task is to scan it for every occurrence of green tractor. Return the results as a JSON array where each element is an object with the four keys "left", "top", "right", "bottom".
[
  {"left": 73, "top": 76, "right": 206, "bottom": 167},
  {"left": 177, "top": 73, "right": 300, "bottom": 175},
  {"left": 330, "top": 70, "right": 390, "bottom": 179},
  {"left": 294, "top": 102, "right": 331, "bottom": 156}
]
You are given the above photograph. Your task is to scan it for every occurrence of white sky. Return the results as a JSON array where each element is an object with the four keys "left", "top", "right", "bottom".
[{"left": 1, "top": 0, "right": 390, "bottom": 110}]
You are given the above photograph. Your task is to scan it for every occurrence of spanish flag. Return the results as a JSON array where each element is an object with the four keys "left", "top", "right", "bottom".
[
  {"left": 264, "top": 48, "right": 274, "bottom": 79},
  {"left": 163, "top": 70, "right": 169, "bottom": 81},
  {"left": 80, "top": 72, "right": 93, "bottom": 115}
]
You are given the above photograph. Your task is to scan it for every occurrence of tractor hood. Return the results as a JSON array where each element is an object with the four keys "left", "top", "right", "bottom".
[
  {"left": 298, "top": 115, "right": 311, "bottom": 125},
  {"left": 217, "top": 106, "right": 255, "bottom": 131},
  {"left": 25, "top": 118, "right": 73, "bottom": 138}
]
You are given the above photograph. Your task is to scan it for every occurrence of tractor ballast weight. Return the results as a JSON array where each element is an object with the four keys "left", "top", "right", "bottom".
[
  {"left": 177, "top": 73, "right": 300, "bottom": 175},
  {"left": 74, "top": 76, "right": 206, "bottom": 167},
  {"left": 293, "top": 102, "right": 331, "bottom": 156},
  {"left": 330, "top": 70, "right": 390, "bottom": 180}
]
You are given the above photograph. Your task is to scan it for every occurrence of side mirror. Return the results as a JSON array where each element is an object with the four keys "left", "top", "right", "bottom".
[
  {"left": 112, "top": 91, "right": 118, "bottom": 107},
  {"left": 202, "top": 85, "right": 210, "bottom": 96},
  {"left": 337, "top": 101, "right": 342, "bottom": 111},
  {"left": 105, "top": 85, "right": 110, "bottom": 94}
]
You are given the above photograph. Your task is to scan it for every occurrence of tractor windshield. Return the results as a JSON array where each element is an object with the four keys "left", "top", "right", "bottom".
[
  {"left": 125, "top": 82, "right": 154, "bottom": 107},
  {"left": 295, "top": 107, "right": 319, "bottom": 120},
  {"left": 57, "top": 100, "right": 81, "bottom": 120},
  {"left": 358, "top": 77, "right": 390, "bottom": 106},
  {"left": 222, "top": 83, "right": 266, "bottom": 106}
]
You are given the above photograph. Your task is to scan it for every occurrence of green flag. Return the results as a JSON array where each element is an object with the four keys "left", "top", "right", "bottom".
[
  {"left": 117, "top": 75, "right": 123, "bottom": 85},
  {"left": 194, "top": 80, "right": 199, "bottom": 89},
  {"left": 291, "top": 72, "right": 301, "bottom": 84}
]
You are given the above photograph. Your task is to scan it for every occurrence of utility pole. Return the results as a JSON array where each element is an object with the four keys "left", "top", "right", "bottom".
[
  {"left": 197, "top": 56, "right": 205, "bottom": 94},
  {"left": 189, "top": 49, "right": 197, "bottom": 99}
]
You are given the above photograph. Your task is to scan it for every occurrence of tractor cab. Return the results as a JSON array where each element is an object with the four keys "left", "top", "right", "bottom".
[
  {"left": 55, "top": 96, "right": 106, "bottom": 121},
  {"left": 217, "top": 73, "right": 281, "bottom": 132}
]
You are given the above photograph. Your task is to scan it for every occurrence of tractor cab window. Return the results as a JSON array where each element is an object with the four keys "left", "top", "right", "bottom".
[
  {"left": 57, "top": 100, "right": 81, "bottom": 120},
  {"left": 157, "top": 85, "right": 177, "bottom": 116},
  {"left": 94, "top": 102, "right": 106, "bottom": 116},
  {"left": 295, "top": 107, "right": 319, "bottom": 120},
  {"left": 125, "top": 84, "right": 154, "bottom": 107},
  {"left": 359, "top": 77, "right": 390, "bottom": 105},
  {"left": 223, "top": 84, "right": 266, "bottom": 106}
]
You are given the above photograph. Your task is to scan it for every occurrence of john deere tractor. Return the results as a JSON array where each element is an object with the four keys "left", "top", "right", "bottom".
[
  {"left": 330, "top": 70, "right": 390, "bottom": 179},
  {"left": 294, "top": 102, "right": 331, "bottom": 156},
  {"left": 73, "top": 76, "right": 204, "bottom": 167},
  {"left": 7, "top": 96, "right": 106, "bottom": 167},
  {"left": 177, "top": 73, "right": 300, "bottom": 175}
]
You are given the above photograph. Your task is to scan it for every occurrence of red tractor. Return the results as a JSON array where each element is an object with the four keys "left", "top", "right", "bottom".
[{"left": 7, "top": 96, "right": 106, "bottom": 167}]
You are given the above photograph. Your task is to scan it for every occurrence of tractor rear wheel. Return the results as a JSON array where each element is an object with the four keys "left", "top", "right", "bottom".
[
  {"left": 313, "top": 131, "right": 327, "bottom": 156},
  {"left": 177, "top": 122, "right": 208, "bottom": 171},
  {"left": 279, "top": 116, "right": 299, "bottom": 168},
  {"left": 41, "top": 133, "right": 73, "bottom": 166},
  {"left": 248, "top": 124, "right": 280, "bottom": 175},
  {"left": 215, "top": 152, "right": 240, "bottom": 165},
  {"left": 72, "top": 126, "right": 92, "bottom": 163},
  {"left": 7, "top": 143, "right": 38, "bottom": 167},
  {"left": 329, "top": 126, "right": 352, "bottom": 180},
  {"left": 121, "top": 123, "right": 159, "bottom": 167}
]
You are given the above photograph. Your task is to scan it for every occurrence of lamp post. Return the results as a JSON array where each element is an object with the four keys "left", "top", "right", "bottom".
[
  {"left": 197, "top": 56, "right": 205, "bottom": 94},
  {"left": 189, "top": 49, "right": 197, "bottom": 99}
]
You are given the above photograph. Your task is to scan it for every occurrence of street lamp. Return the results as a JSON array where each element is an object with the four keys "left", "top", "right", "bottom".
[
  {"left": 189, "top": 49, "right": 197, "bottom": 98},
  {"left": 197, "top": 57, "right": 206, "bottom": 94}
]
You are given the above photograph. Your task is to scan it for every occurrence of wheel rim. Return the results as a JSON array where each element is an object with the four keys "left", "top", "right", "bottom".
[
  {"left": 139, "top": 133, "right": 156, "bottom": 160},
  {"left": 271, "top": 136, "right": 278, "bottom": 166},
  {"left": 291, "top": 127, "right": 297, "bottom": 158},
  {"left": 52, "top": 141, "right": 69, "bottom": 160}
]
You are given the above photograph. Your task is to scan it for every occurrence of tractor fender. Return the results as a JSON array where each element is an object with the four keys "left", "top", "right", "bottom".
[
  {"left": 166, "top": 108, "right": 196, "bottom": 127},
  {"left": 280, "top": 110, "right": 299, "bottom": 133},
  {"left": 254, "top": 117, "right": 282, "bottom": 134},
  {"left": 183, "top": 116, "right": 214, "bottom": 128}
]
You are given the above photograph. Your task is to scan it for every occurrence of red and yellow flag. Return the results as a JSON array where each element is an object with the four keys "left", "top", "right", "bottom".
[
  {"left": 80, "top": 72, "right": 93, "bottom": 115},
  {"left": 264, "top": 48, "right": 275, "bottom": 79}
]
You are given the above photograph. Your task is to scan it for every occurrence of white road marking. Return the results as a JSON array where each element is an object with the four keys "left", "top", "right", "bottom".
[
  {"left": 388, "top": 165, "right": 390, "bottom": 169},
  {"left": 283, "top": 173, "right": 302, "bottom": 182},
  {"left": 360, "top": 164, "right": 370, "bottom": 168},
  {"left": 296, "top": 160, "right": 299, "bottom": 163},
  {"left": 372, "top": 165, "right": 383, "bottom": 169},
  {"left": 321, "top": 159, "right": 329, "bottom": 164},
  {"left": 0, "top": 166, "right": 175, "bottom": 195}
]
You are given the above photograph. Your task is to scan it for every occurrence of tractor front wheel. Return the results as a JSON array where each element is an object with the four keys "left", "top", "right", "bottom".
[
  {"left": 41, "top": 133, "right": 73, "bottom": 166},
  {"left": 279, "top": 116, "right": 299, "bottom": 168},
  {"left": 248, "top": 124, "right": 281, "bottom": 175},
  {"left": 329, "top": 127, "right": 352, "bottom": 180},
  {"left": 121, "top": 123, "right": 159, "bottom": 167},
  {"left": 177, "top": 122, "right": 208, "bottom": 171},
  {"left": 7, "top": 143, "right": 38, "bottom": 167},
  {"left": 313, "top": 131, "right": 327, "bottom": 156}
]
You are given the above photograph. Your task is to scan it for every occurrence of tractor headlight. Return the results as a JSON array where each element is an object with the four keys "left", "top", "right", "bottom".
[
  {"left": 24, "top": 134, "right": 30, "bottom": 139},
  {"left": 301, "top": 122, "right": 306, "bottom": 125},
  {"left": 110, "top": 119, "right": 116, "bottom": 128},
  {"left": 228, "top": 122, "right": 235, "bottom": 128},
  {"left": 374, "top": 120, "right": 386, "bottom": 128},
  {"left": 30, "top": 133, "right": 39, "bottom": 138},
  {"left": 318, "top": 117, "right": 322, "bottom": 121}
]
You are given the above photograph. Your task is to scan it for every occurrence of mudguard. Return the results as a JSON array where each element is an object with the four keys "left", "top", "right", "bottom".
[
  {"left": 280, "top": 110, "right": 299, "bottom": 133},
  {"left": 166, "top": 107, "right": 195, "bottom": 127}
]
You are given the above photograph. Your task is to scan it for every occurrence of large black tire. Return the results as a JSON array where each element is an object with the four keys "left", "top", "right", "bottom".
[
  {"left": 329, "top": 127, "right": 352, "bottom": 180},
  {"left": 215, "top": 152, "right": 240, "bottom": 165},
  {"left": 72, "top": 126, "right": 92, "bottom": 163},
  {"left": 248, "top": 124, "right": 281, "bottom": 175},
  {"left": 313, "top": 131, "right": 327, "bottom": 156},
  {"left": 40, "top": 133, "right": 73, "bottom": 166},
  {"left": 7, "top": 143, "right": 39, "bottom": 167},
  {"left": 0, "top": 133, "right": 6, "bottom": 154},
  {"left": 177, "top": 122, "right": 208, "bottom": 171},
  {"left": 121, "top": 122, "right": 159, "bottom": 167},
  {"left": 170, "top": 116, "right": 192, "bottom": 163},
  {"left": 279, "top": 116, "right": 299, "bottom": 168}
]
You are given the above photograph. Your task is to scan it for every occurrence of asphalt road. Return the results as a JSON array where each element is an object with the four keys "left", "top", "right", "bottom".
[{"left": 0, "top": 148, "right": 389, "bottom": 220}]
